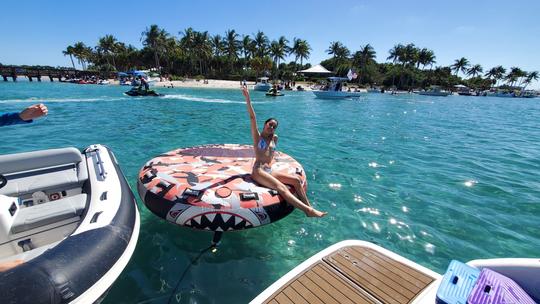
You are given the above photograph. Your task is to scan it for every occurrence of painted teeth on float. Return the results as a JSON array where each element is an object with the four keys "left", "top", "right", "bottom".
[{"left": 137, "top": 144, "right": 307, "bottom": 245}]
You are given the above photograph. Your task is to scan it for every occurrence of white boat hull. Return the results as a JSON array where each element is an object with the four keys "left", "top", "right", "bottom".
[{"left": 254, "top": 83, "right": 272, "bottom": 91}]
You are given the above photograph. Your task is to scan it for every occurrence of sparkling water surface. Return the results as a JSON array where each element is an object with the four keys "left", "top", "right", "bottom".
[{"left": 1, "top": 82, "right": 539, "bottom": 303}]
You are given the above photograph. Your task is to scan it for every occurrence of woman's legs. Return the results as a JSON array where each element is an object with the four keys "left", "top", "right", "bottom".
[
  {"left": 271, "top": 171, "right": 311, "bottom": 207},
  {"left": 252, "top": 169, "right": 326, "bottom": 217}
]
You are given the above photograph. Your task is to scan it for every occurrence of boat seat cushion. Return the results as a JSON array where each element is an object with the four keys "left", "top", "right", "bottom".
[
  {"left": 11, "top": 193, "right": 87, "bottom": 234},
  {"left": 0, "top": 148, "right": 88, "bottom": 196}
]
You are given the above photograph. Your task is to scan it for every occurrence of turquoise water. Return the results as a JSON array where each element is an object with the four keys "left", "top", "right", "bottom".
[{"left": 1, "top": 82, "right": 539, "bottom": 303}]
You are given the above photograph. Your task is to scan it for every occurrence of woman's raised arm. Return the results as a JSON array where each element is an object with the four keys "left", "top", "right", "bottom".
[{"left": 242, "top": 85, "right": 259, "bottom": 145}]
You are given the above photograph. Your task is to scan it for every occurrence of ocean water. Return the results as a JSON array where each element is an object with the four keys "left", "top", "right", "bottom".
[{"left": 1, "top": 82, "right": 539, "bottom": 303}]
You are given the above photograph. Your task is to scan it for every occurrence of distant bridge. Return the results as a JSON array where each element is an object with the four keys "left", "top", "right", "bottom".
[{"left": 0, "top": 66, "right": 115, "bottom": 82}]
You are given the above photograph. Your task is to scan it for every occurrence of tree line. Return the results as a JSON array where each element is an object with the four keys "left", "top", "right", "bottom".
[{"left": 62, "top": 24, "right": 538, "bottom": 90}]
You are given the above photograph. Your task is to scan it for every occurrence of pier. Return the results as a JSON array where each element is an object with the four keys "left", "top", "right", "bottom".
[{"left": 0, "top": 65, "right": 114, "bottom": 82}]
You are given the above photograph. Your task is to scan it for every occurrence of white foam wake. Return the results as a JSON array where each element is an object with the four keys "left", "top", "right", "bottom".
[
  {"left": 161, "top": 94, "right": 243, "bottom": 104},
  {"left": 0, "top": 97, "right": 128, "bottom": 104}
]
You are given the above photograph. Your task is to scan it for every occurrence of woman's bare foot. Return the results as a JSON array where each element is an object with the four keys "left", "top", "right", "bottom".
[{"left": 305, "top": 207, "right": 327, "bottom": 218}]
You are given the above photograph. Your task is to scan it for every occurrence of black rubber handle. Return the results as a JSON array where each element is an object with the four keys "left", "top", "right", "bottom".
[{"left": 0, "top": 174, "right": 6, "bottom": 190}]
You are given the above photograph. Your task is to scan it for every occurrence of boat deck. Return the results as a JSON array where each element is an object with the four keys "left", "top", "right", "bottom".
[{"left": 259, "top": 244, "right": 437, "bottom": 304}]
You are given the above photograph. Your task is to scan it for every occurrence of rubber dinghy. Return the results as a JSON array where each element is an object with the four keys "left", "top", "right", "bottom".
[
  {"left": 0, "top": 144, "right": 140, "bottom": 304},
  {"left": 137, "top": 144, "right": 306, "bottom": 241}
]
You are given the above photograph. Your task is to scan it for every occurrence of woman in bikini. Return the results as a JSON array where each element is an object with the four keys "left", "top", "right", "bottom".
[{"left": 241, "top": 86, "right": 326, "bottom": 217}]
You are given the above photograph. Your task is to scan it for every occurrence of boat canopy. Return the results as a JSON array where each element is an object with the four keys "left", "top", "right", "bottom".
[
  {"left": 117, "top": 72, "right": 128, "bottom": 77},
  {"left": 128, "top": 70, "right": 147, "bottom": 76},
  {"left": 327, "top": 77, "right": 349, "bottom": 82},
  {"left": 454, "top": 84, "right": 469, "bottom": 88},
  {"left": 298, "top": 64, "right": 333, "bottom": 74}
]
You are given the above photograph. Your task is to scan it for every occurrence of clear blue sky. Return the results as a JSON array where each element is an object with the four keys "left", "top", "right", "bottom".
[{"left": 1, "top": 0, "right": 539, "bottom": 88}]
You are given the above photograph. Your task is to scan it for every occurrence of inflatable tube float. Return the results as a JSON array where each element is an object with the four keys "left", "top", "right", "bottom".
[
  {"left": 137, "top": 144, "right": 307, "bottom": 235},
  {"left": 0, "top": 144, "right": 140, "bottom": 304}
]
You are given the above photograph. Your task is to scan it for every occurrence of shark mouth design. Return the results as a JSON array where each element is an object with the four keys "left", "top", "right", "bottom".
[{"left": 183, "top": 212, "right": 255, "bottom": 231}]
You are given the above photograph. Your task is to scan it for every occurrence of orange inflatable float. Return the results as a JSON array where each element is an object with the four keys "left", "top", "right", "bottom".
[{"left": 137, "top": 144, "right": 307, "bottom": 233}]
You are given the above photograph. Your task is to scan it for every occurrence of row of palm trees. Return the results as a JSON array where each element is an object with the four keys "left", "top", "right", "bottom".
[
  {"left": 63, "top": 25, "right": 312, "bottom": 79},
  {"left": 451, "top": 58, "right": 538, "bottom": 90},
  {"left": 62, "top": 25, "right": 537, "bottom": 90},
  {"left": 320, "top": 41, "right": 537, "bottom": 90}
]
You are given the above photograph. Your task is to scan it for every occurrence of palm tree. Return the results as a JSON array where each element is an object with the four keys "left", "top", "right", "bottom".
[
  {"left": 142, "top": 24, "right": 168, "bottom": 71},
  {"left": 522, "top": 71, "right": 538, "bottom": 90},
  {"left": 250, "top": 56, "right": 272, "bottom": 78},
  {"left": 62, "top": 45, "right": 76, "bottom": 69},
  {"left": 451, "top": 57, "right": 470, "bottom": 76},
  {"left": 290, "top": 39, "right": 311, "bottom": 68},
  {"left": 269, "top": 40, "right": 285, "bottom": 68},
  {"left": 72, "top": 42, "right": 90, "bottom": 70},
  {"left": 353, "top": 44, "right": 376, "bottom": 66},
  {"left": 467, "top": 64, "right": 483, "bottom": 78},
  {"left": 194, "top": 31, "right": 212, "bottom": 75},
  {"left": 211, "top": 34, "right": 225, "bottom": 57},
  {"left": 97, "top": 34, "right": 118, "bottom": 69},
  {"left": 505, "top": 67, "right": 526, "bottom": 87},
  {"left": 326, "top": 41, "right": 350, "bottom": 59},
  {"left": 253, "top": 31, "right": 269, "bottom": 58},
  {"left": 352, "top": 44, "right": 376, "bottom": 83},
  {"left": 387, "top": 44, "right": 404, "bottom": 88},
  {"left": 485, "top": 66, "right": 506, "bottom": 87},
  {"left": 180, "top": 27, "right": 196, "bottom": 74},
  {"left": 417, "top": 48, "right": 435, "bottom": 69},
  {"left": 241, "top": 35, "right": 253, "bottom": 63},
  {"left": 387, "top": 44, "right": 404, "bottom": 63},
  {"left": 224, "top": 29, "right": 240, "bottom": 70}
]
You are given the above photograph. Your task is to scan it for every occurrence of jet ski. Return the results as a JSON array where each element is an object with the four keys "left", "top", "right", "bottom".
[
  {"left": 124, "top": 88, "right": 162, "bottom": 97},
  {"left": 265, "top": 88, "right": 284, "bottom": 97}
]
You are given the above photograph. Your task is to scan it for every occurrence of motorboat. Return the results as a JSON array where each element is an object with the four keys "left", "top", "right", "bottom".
[
  {"left": 312, "top": 77, "right": 366, "bottom": 99},
  {"left": 124, "top": 88, "right": 163, "bottom": 97},
  {"left": 253, "top": 77, "right": 272, "bottom": 92},
  {"left": 0, "top": 144, "right": 140, "bottom": 303},
  {"left": 98, "top": 79, "right": 110, "bottom": 85},
  {"left": 417, "top": 86, "right": 451, "bottom": 96},
  {"left": 251, "top": 240, "right": 539, "bottom": 304},
  {"left": 455, "top": 84, "right": 472, "bottom": 95},
  {"left": 367, "top": 87, "right": 383, "bottom": 93}
]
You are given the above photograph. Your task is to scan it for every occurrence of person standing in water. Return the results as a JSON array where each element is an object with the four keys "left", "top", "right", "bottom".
[{"left": 241, "top": 86, "right": 326, "bottom": 217}]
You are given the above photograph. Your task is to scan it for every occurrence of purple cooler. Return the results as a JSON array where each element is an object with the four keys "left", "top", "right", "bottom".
[{"left": 468, "top": 268, "right": 536, "bottom": 304}]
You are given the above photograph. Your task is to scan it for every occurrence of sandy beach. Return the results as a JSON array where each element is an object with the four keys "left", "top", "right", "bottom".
[
  {"left": 150, "top": 79, "right": 314, "bottom": 91},
  {"left": 152, "top": 79, "right": 254, "bottom": 89}
]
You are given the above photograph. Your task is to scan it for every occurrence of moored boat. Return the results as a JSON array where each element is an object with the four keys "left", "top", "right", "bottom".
[
  {"left": 254, "top": 77, "right": 272, "bottom": 92},
  {"left": 251, "top": 240, "right": 539, "bottom": 304},
  {"left": 312, "top": 77, "right": 366, "bottom": 99},
  {"left": 417, "top": 86, "right": 451, "bottom": 96},
  {"left": 0, "top": 144, "right": 140, "bottom": 304}
]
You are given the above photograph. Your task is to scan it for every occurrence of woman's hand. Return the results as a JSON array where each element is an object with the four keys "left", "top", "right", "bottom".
[{"left": 241, "top": 85, "right": 251, "bottom": 103}]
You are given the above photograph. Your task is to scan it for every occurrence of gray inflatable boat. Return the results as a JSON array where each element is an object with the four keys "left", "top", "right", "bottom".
[{"left": 0, "top": 144, "right": 140, "bottom": 304}]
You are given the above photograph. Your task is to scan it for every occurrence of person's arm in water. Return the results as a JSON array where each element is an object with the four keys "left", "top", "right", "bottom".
[
  {"left": 242, "top": 85, "right": 260, "bottom": 145},
  {"left": 0, "top": 104, "right": 48, "bottom": 127}
]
